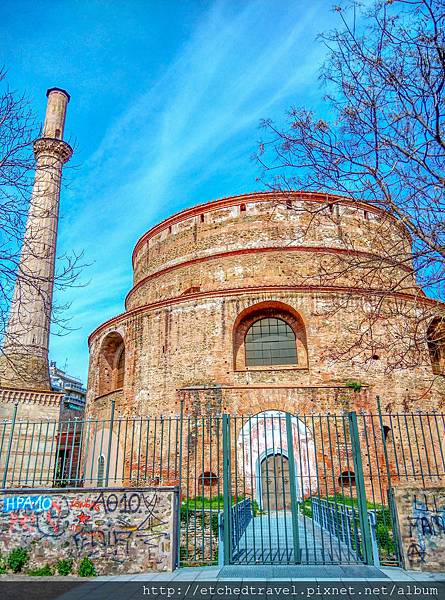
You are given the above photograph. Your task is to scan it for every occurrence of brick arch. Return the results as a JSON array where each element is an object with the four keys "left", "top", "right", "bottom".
[
  {"left": 233, "top": 301, "right": 308, "bottom": 370},
  {"left": 98, "top": 331, "right": 126, "bottom": 396}
]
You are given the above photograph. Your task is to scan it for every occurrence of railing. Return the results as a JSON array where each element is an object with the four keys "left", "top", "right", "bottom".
[
  {"left": 311, "top": 498, "right": 360, "bottom": 553},
  {"left": 218, "top": 498, "right": 253, "bottom": 565},
  {"left": 232, "top": 498, "right": 253, "bottom": 553}
]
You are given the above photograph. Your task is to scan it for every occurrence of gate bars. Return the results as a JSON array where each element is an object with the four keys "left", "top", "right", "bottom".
[{"left": 0, "top": 405, "right": 444, "bottom": 567}]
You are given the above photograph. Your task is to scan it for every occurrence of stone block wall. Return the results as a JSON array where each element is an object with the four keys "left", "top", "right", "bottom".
[
  {"left": 0, "top": 486, "right": 178, "bottom": 574},
  {"left": 394, "top": 481, "right": 445, "bottom": 572}
]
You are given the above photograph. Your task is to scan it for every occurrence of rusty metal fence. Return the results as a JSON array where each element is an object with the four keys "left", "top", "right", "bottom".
[{"left": 0, "top": 402, "right": 444, "bottom": 568}]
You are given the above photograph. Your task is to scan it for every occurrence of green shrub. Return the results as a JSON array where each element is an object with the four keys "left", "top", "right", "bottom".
[
  {"left": 376, "top": 522, "right": 395, "bottom": 556},
  {"left": 0, "top": 553, "right": 7, "bottom": 574},
  {"left": 77, "top": 557, "right": 96, "bottom": 577},
  {"left": 56, "top": 558, "right": 73, "bottom": 576},
  {"left": 7, "top": 547, "right": 29, "bottom": 573},
  {"left": 28, "top": 564, "right": 53, "bottom": 576},
  {"left": 344, "top": 379, "right": 364, "bottom": 392}
]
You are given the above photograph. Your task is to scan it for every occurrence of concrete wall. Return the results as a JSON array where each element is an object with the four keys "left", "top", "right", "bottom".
[
  {"left": 0, "top": 486, "right": 178, "bottom": 574},
  {"left": 394, "top": 481, "right": 445, "bottom": 572}
]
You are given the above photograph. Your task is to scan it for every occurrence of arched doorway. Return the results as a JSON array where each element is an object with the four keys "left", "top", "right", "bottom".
[
  {"left": 236, "top": 410, "right": 317, "bottom": 509},
  {"left": 260, "top": 453, "right": 291, "bottom": 511}
]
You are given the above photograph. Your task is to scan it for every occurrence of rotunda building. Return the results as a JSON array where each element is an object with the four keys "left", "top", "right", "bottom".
[{"left": 86, "top": 191, "right": 445, "bottom": 420}]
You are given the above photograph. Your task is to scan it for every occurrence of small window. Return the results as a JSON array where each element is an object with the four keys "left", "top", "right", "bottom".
[
  {"left": 245, "top": 317, "right": 297, "bottom": 367},
  {"left": 200, "top": 214, "right": 205, "bottom": 223},
  {"left": 240, "top": 203, "right": 246, "bottom": 212},
  {"left": 97, "top": 455, "right": 105, "bottom": 487},
  {"left": 55, "top": 128, "right": 61, "bottom": 139},
  {"left": 199, "top": 471, "right": 219, "bottom": 487},
  {"left": 382, "top": 426, "right": 391, "bottom": 443},
  {"left": 286, "top": 199, "right": 292, "bottom": 209},
  {"left": 338, "top": 470, "right": 355, "bottom": 487},
  {"left": 364, "top": 210, "right": 369, "bottom": 220}
]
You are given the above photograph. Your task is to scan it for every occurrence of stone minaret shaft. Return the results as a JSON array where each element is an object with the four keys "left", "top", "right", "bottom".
[{"left": 2, "top": 88, "right": 73, "bottom": 390}]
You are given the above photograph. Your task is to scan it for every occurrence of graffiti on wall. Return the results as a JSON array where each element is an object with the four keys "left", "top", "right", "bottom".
[
  {"left": 395, "top": 484, "right": 445, "bottom": 571},
  {"left": 0, "top": 488, "right": 175, "bottom": 573}
]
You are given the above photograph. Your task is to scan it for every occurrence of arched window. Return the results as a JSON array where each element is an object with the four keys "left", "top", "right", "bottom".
[
  {"left": 233, "top": 301, "right": 308, "bottom": 371},
  {"left": 338, "top": 470, "right": 355, "bottom": 487},
  {"left": 98, "top": 332, "right": 125, "bottom": 396},
  {"left": 97, "top": 455, "right": 105, "bottom": 487},
  {"left": 427, "top": 318, "right": 445, "bottom": 375},
  {"left": 199, "top": 471, "right": 219, "bottom": 487},
  {"left": 245, "top": 317, "right": 297, "bottom": 366}
]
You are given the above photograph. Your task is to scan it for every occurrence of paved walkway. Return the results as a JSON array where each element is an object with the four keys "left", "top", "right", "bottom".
[
  {"left": 92, "top": 565, "right": 445, "bottom": 582},
  {"left": 235, "top": 512, "right": 359, "bottom": 564}
]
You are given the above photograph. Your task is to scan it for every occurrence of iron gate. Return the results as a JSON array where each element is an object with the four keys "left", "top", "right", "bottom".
[
  {"left": 2, "top": 404, "right": 443, "bottom": 567},
  {"left": 220, "top": 411, "right": 373, "bottom": 565}
]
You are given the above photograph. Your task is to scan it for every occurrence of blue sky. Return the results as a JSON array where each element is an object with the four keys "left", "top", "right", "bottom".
[{"left": 1, "top": 0, "right": 338, "bottom": 383}]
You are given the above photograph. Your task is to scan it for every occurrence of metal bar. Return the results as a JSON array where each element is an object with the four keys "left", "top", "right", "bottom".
[
  {"left": 348, "top": 411, "right": 373, "bottom": 565},
  {"left": 2, "top": 403, "right": 18, "bottom": 488},
  {"left": 104, "top": 400, "right": 115, "bottom": 487},
  {"left": 176, "top": 405, "right": 184, "bottom": 568},
  {"left": 285, "top": 412, "right": 301, "bottom": 564},
  {"left": 222, "top": 414, "right": 232, "bottom": 565}
]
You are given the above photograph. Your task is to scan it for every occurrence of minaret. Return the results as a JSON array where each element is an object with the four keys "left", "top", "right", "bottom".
[{"left": 0, "top": 88, "right": 73, "bottom": 390}]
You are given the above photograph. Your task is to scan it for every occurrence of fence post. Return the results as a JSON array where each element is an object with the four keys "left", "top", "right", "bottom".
[
  {"left": 285, "top": 413, "right": 301, "bottom": 564},
  {"left": 222, "top": 414, "right": 232, "bottom": 565},
  {"left": 104, "top": 400, "right": 115, "bottom": 488},
  {"left": 348, "top": 411, "right": 374, "bottom": 565},
  {"left": 2, "top": 403, "right": 18, "bottom": 489},
  {"left": 376, "top": 396, "right": 392, "bottom": 491},
  {"left": 176, "top": 403, "right": 184, "bottom": 568}
]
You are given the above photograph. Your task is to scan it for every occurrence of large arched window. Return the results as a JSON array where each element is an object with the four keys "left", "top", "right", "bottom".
[
  {"left": 427, "top": 318, "right": 445, "bottom": 375},
  {"left": 245, "top": 317, "right": 297, "bottom": 366},
  {"left": 233, "top": 301, "right": 308, "bottom": 371},
  {"left": 98, "top": 332, "right": 125, "bottom": 396}
]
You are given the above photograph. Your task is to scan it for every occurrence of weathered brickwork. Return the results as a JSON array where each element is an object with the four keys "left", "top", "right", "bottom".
[
  {"left": 0, "top": 487, "right": 177, "bottom": 574},
  {"left": 394, "top": 482, "right": 445, "bottom": 572},
  {"left": 86, "top": 191, "right": 445, "bottom": 422}
]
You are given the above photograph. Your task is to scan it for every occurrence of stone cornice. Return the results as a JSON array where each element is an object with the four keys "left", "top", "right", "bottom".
[
  {"left": 131, "top": 190, "right": 411, "bottom": 267},
  {"left": 0, "top": 387, "right": 63, "bottom": 407},
  {"left": 89, "top": 284, "right": 445, "bottom": 347},
  {"left": 127, "top": 245, "right": 415, "bottom": 308},
  {"left": 33, "top": 137, "right": 73, "bottom": 164}
]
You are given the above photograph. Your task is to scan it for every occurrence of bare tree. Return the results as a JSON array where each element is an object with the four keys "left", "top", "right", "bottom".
[
  {"left": 0, "top": 71, "right": 84, "bottom": 386},
  {"left": 257, "top": 0, "right": 445, "bottom": 379}
]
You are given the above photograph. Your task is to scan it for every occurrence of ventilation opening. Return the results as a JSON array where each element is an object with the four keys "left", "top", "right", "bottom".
[
  {"left": 199, "top": 471, "right": 219, "bottom": 486},
  {"left": 382, "top": 425, "right": 391, "bottom": 442},
  {"left": 338, "top": 470, "right": 356, "bottom": 487}
]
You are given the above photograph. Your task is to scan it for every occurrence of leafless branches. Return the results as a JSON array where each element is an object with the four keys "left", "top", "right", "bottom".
[{"left": 257, "top": 0, "right": 445, "bottom": 374}]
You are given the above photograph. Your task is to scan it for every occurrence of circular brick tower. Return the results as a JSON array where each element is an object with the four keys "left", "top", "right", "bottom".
[{"left": 87, "top": 191, "right": 445, "bottom": 419}]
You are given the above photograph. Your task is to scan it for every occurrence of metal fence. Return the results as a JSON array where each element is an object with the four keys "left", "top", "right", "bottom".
[{"left": 0, "top": 403, "right": 444, "bottom": 568}]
